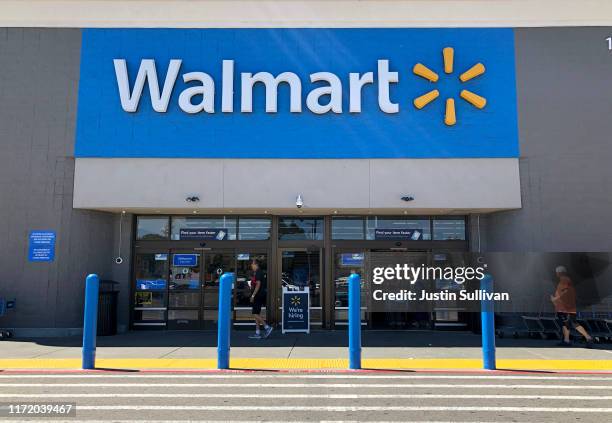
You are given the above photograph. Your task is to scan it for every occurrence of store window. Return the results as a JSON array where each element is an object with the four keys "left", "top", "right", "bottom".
[
  {"left": 278, "top": 217, "right": 324, "bottom": 241},
  {"left": 136, "top": 217, "right": 169, "bottom": 240},
  {"left": 366, "top": 216, "right": 431, "bottom": 240},
  {"left": 433, "top": 218, "right": 466, "bottom": 240},
  {"left": 331, "top": 217, "right": 365, "bottom": 240},
  {"left": 238, "top": 218, "right": 272, "bottom": 240},
  {"left": 171, "top": 217, "right": 237, "bottom": 240}
]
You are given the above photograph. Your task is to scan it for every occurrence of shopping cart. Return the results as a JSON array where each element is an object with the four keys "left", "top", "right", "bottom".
[
  {"left": 520, "top": 293, "right": 562, "bottom": 340},
  {"left": 0, "top": 297, "right": 16, "bottom": 339}
]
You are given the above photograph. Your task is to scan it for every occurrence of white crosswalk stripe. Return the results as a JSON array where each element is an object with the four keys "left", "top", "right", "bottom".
[{"left": 0, "top": 372, "right": 610, "bottom": 422}]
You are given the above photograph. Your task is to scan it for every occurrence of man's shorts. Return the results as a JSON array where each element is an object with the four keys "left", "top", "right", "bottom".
[
  {"left": 252, "top": 296, "right": 266, "bottom": 315},
  {"left": 557, "top": 312, "right": 579, "bottom": 329}
]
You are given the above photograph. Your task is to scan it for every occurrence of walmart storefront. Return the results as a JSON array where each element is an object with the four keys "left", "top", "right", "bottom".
[
  {"left": 3, "top": 23, "right": 611, "bottom": 335},
  {"left": 74, "top": 28, "right": 517, "bottom": 331}
]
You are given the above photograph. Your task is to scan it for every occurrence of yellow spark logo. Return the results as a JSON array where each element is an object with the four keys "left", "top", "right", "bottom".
[
  {"left": 413, "top": 47, "right": 486, "bottom": 126},
  {"left": 290, "top": 295, "right": 301, "bottom": 306}
]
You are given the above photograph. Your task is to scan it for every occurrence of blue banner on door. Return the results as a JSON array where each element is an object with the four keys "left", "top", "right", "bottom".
[
  {"left": 28, "top": 231, "right": 56, "bottom": 262},
  {"left": 76, "top": 28, "right": 518, "bottom": 159}
]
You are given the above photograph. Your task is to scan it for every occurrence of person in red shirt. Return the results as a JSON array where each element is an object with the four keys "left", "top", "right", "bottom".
[{"left": 550, "top": 266, "right": 593, "bottom": 348}]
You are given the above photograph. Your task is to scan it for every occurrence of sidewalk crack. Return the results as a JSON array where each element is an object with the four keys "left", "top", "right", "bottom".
[{"left": 287, "top": 336, "right": 298, "bottom": 359}]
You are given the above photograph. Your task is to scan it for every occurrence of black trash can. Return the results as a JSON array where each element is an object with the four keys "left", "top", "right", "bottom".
[{"left": 97, "top": 280, "right": 119, "bottom": 336}]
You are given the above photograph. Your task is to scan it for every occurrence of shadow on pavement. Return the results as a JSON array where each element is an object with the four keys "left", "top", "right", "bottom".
[{"left": 3, "top": 330, "right": 609, "bottom": 349}]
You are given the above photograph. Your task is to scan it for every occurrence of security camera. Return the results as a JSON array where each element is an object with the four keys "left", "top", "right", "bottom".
[
  {"left": 401, "top": 195, "right": 415, "bottom": 202},
  {"left": 115, "top": 257, "right": 123, "bottom": 265},
  {"left": 296, "top": 195, "right": 304, "bottom": 209},
  {"left": 185, "top": 196, "right": 200, "bottom": 202}
]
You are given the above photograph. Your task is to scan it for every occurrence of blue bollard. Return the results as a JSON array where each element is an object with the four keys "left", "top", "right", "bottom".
[
  {"left": 217, "top": 272, "right": 234, "bottom": 369},
  {"left": 82, "top": 274, "right": 100, "bottom": 369},
  {"left": 480, "top": 274, "right": 496, "bottom": 370},
  {"left": 348, "top": 273, "right": 362, "bottom": 369}
]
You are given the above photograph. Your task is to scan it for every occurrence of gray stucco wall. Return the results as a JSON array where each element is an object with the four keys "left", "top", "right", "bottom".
[
  {"left": 484, "top": 27, "right": 612, "bottom": 252},
  {"left": 0, "top": 29, "right": 121, "bottom": 334}
]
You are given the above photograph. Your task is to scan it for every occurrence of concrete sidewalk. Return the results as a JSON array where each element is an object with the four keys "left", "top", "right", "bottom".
[{"left": 1, "top": 330, "right": 611, "bottom": 370}]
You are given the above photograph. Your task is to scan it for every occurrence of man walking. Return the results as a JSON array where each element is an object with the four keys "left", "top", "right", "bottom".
[
  {"left": 249, "top": 260, "right": 273, "bottom": 339},
  {"left": 550, "top": 265, "right": 594, "bottom": 348}
]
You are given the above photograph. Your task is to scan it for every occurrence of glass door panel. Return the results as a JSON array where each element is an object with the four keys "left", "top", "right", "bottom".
[
  {"left": 201, "top": 252, "right": 235, "bottom": 329},
  {"left": 333, "top": 252, "right": 367, "bottom": 327},
  {"left": 280, "top": 249, "right": 322, "bottom": 326},
  {"left": 368, "top": 250, "right": 430, "bottom": 329},
  {"left": 168, "top": 252, "right": 201, "bottom": 330},
  {"left": 234, "top": 253, "right": 268, "bottom": 326},
  {"left": 133, "top": 252, "right": 168, "bottom": 328}
]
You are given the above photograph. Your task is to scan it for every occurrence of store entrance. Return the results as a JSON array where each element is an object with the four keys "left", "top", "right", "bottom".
[
  {"left": 132, "top": 248, "right": 269, "bottom": 330},
  {"left": 332, "top": 249, "right": 472, "bottom": 330},
  {"left": 277, "top": 248, "right": 323, "bottom": 327},
  {"left": 167, "top": 250, "right": 235, "bottom": 330},
  {"left": 369, "top": 250, "right": 431, "bottom": 329}
]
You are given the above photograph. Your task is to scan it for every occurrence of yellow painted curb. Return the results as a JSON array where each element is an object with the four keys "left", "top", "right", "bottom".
[{"left": 1, "top": 358, "right": 611, "bottom": 371}]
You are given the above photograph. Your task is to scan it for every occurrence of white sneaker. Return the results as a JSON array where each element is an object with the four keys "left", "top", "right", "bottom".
[
  {"left": 249, "top": 333, "right": 262, "bottom": 339},
  {"left": 264, "top": 326, "right": 273, "bottom": 338}
]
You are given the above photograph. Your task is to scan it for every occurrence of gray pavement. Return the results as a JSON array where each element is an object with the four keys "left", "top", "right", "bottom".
[
  {"left": 0, "top": 371, "right": 611, "bottom": 422},
  {"left": 1, "top": 330, "right": 611, "bottom": 360}
]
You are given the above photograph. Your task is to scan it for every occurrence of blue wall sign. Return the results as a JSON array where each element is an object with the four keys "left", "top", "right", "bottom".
[
  {"left": 179, "top": 228, "right": 228, "bottom": 241},
  {"left": 374, "top": 228, "right": 422, "bottom": 240},
  {"left": 172, "top": 254, "right": 199, "bottom": 267},
  {"left": 28, "top": 231, "right": 56, "bottom": 262},
  {"left": 76, "top": 28, "right": 518, "bottom": 159}
]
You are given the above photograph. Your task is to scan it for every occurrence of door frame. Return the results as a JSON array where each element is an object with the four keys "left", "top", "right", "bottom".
[
  {"left": 166, "top": 247, "right": 236, "bottom": 330},
  {"left": 275, "top": 246, "right": 325, "bottom": 328}
]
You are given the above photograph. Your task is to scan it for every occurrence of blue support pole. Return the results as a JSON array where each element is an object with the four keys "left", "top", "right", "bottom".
[
  {"left": 217, "top": 272, "right": 234, "bottom": 369},
  {"left": 480, "top": 274, "right": 496, "bottom": 370},
  {"left": 82, "top": 274, "right": 100, "bottom": 370},
  {"left": 348, "top": 273, "right": 362, "bottom": 369}
]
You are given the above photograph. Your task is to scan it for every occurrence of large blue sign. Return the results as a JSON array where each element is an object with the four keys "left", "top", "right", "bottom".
[
  {"left": 76, "top": 28, "right": 518, "bottom": 158},
  {"left": 28, "top": 231, "right": 56, "bottom": 262}
]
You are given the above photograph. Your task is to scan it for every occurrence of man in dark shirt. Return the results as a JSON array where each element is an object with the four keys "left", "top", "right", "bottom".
[{"left": 249, "top": 260, "right": 272, "bottom": 339}]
